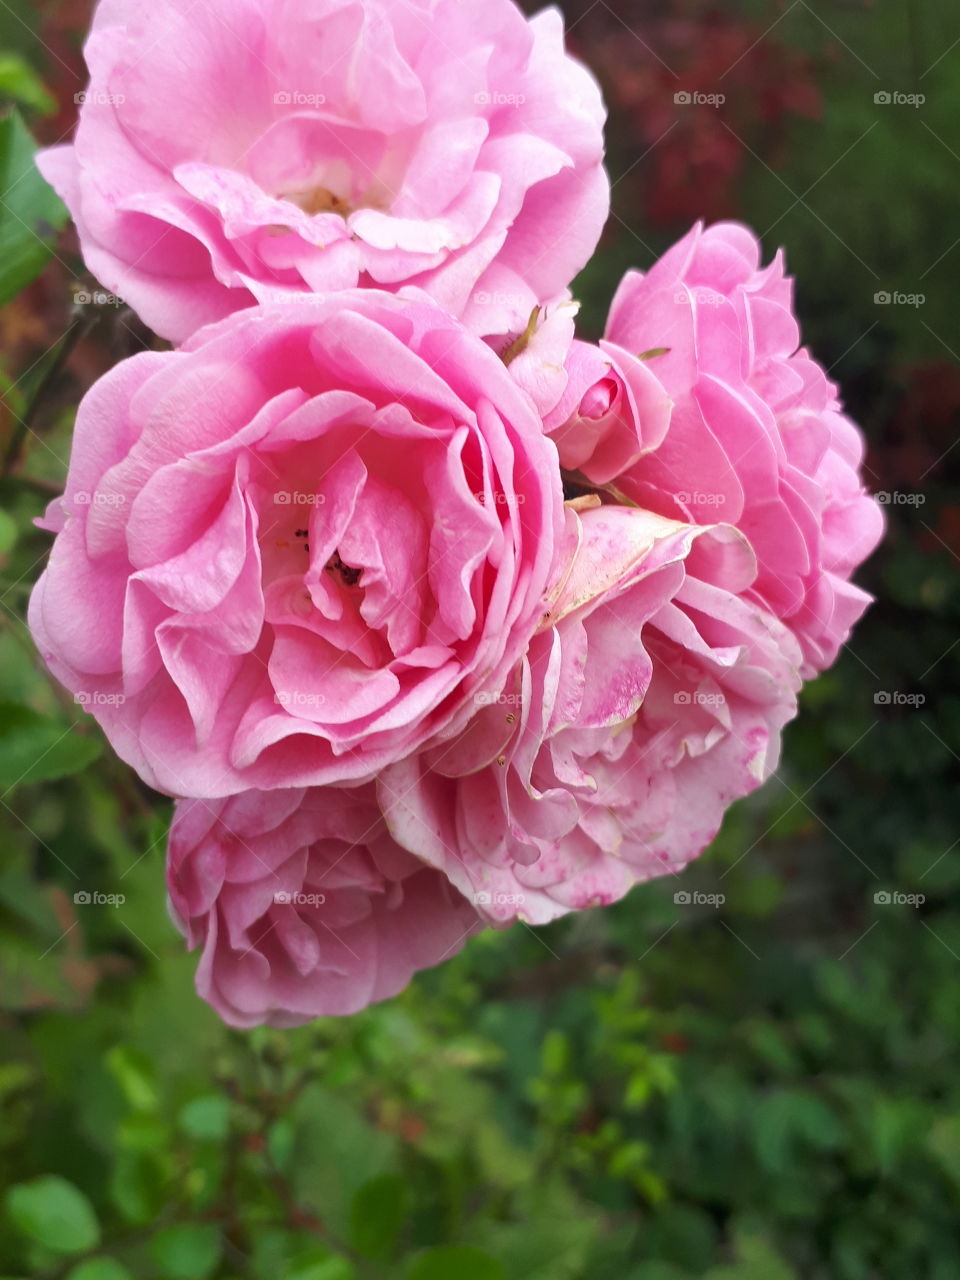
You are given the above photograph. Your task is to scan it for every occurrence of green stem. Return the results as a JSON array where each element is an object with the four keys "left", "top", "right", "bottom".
[{"left": 1, "top": 313, "right": 92, "bottom": 479}]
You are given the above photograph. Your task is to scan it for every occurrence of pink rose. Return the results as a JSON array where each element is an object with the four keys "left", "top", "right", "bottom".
[
  {"left": 380, "top": 504, "right": 802, "bottom": 925},
  {"left": 39, "top": 0, "right": 609, "bottom": 344},
  {"left": 29, "top": 292, "right": 564, "bottom": 798},
  {"left": 167, "top": 785, "right": 480, "bottom": 1026},
  {"left": 546, "top": 223, "right": 884, "bottom": 675}
]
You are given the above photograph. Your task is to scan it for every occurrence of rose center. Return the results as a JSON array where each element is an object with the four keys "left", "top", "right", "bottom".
[
  {"left": 284, "top": 185, "right": 353, "bottom": 217},
  {"left": 325, "top": 549, "right": 362, "bottom": 588}
]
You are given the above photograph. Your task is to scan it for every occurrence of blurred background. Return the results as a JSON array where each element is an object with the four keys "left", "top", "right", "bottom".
[{"left": 0, "top": 1, "right": 958, "bottom": 1277}]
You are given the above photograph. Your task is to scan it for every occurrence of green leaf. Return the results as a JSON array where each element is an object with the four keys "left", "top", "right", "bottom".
[
  {"left": 349, "top": 1173, "right": 408, "bottom": 1260},
  {"left": 149, "top": 1224, "right": 222, "bottom": 1280},
  {"left": 626, "top": 1267, "right": 691, "bottom": 1280},
  {"left": 540, "top": 1029, "right": 569, "bottom": 1076},
  {"left": 0, "top": 703, "right": 102, "bottom": 789},
  {"left": 703, "top": 1226, "right": 797, "bottom": 1280},
  {"left": 5, "top": 1176, "right": 100, "bottom": 1254},
  {"left": 736, "top": 1231, "right": 797, "bottom": 1279},
  {"left": 752, "top": 1090, "right": 841, "bottom": 1174},
  {"left": 406, "top": 1246, "right": 505, "bottom": 1280},
  {"left": 285, "top": 1085, "right": 397, "bottom": 1236},
  {"left": 110, "top": 1149, "right": 170, "bottom": 1225},
  {"left": 0, "top": 1061, "right": 34, "bottom": 1098},
  {"left": 927, "top": 1115, "right": 960, "bottom": 1191},
  {"left": 641, "top": 1204, "right": 718, "bottom": 1272},
  {"left": 106, "top": 1044, "right": 159, "bottom": 1113},
  {"left": 0, "top": 56, "right": 57, "bottom": 115},
  {"left": 268, "top": 1117, "right": 296, "bottom": 1173},
  {"left": 0, "top": 109, "right": 68, "bottom": 304},
  {"left": 0, "top": 508, "right": 17, "bottom": 557},
  {"left": 284, "top": 1250, "right": 356, "bottom": 1280},
  {"left": 178, "top": 1094, "right": 231, "bottom": 1142},
  {"left": 66, "top": 1260, "right": 135, "bottom": 1280}
]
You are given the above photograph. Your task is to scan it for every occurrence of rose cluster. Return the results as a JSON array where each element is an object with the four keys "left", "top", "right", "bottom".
[{"left": 32, "top": 0, "right": 881, "bottom": 1025}]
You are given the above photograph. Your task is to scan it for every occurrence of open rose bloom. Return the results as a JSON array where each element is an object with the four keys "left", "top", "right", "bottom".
[
  {"left": 167, "top": 785, "right": 480, "bottom": 1026},
  {"left": 29, "top": 292, "right": 564, "bottom": 797},
  {"left": 381, "top": 505, "right": 802, "bottom": 926},
  {"left": 30, "top": 0, "right": 882, "bottom": 1024},
  {"left": 544, "top": 223, "right": 884, "bottom": 676},
  {"left": 39, "top": 0, "right": 608, "bottom": 343}
]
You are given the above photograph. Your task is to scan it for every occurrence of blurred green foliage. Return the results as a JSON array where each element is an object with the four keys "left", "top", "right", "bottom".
[
  {"left": 0, "top": 108, "right": 66, "bottom": 306},
  {"left": 1, "top": 2, "right": 958, "bottom": 1277}
]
